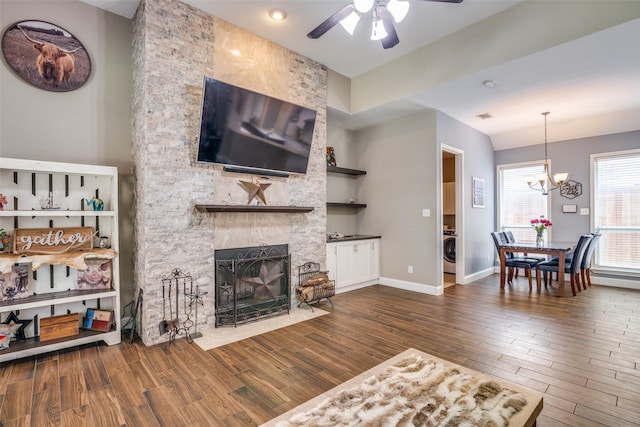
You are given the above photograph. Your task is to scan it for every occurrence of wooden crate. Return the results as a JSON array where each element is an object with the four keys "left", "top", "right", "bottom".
[{"left": 40, "top": 313, "right": 79, "bottom": 342}]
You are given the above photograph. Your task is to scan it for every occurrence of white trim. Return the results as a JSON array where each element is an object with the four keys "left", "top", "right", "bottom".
[
  {"left": 461, "top": 267, "right": 495, "bottom": 284},
  {"left": 378, "top": 276, "right": 443, "bottom": 296},
  {"left": 590, "top": 148, "right": 640, "bottom": 270},
  {"left": 496, "top": 160, "right": 551, "bottom": 238},
  {"left": 591, "top": 275, "right": 640, "bottom": 290},
  {"left": 441, "top": 144, "right": 465, "bottom": 286}
]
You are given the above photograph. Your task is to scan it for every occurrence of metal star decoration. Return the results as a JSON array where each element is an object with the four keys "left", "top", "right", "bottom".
[
  {"left": 2, "top": 311, "right": 32, "bottom": 341},
  {"left": 243, "top": 261, "right": 284, "bottom": 302},
  {"left": 239, "top": 177, "right": 271, "bottom": 205}
]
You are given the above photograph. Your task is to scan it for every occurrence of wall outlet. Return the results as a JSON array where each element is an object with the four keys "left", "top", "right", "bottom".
[{"left": 408, "top": 265, "right": 413, "bottom": 274}]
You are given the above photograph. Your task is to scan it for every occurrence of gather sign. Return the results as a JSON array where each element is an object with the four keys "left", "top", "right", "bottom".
[{"left": 13, "top": 227, "right": 93, "bottom": 254}]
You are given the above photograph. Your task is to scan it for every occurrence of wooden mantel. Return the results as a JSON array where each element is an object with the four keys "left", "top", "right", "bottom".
[{"left": 195, "top": 205, "right": 314, "bottom": 213}]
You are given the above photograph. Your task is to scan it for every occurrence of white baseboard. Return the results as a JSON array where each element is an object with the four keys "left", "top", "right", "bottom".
[
  {"left": 460, "top": 267, "right": 495, "bottom": 285},
  {"left": 334, "top": 279, "right": 378, "bottom": 294},
  {"left": 378, "top": 276, "right": 443, "bottom": 296},
  {"left": 591, "top": 275, "right": 640, "bottom": 290}
]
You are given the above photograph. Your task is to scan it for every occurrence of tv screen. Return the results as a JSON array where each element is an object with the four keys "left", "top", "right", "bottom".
[{"left": 197, "top": 77, "right": 317, "bottom": 175}]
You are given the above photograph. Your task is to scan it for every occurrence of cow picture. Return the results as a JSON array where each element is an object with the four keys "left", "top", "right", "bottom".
[
  {"left": 1, "top": 20, "right": 90, "bottom": 92},
  {"left": 0, "top": 265, "right": 29, "bottom": 301}
]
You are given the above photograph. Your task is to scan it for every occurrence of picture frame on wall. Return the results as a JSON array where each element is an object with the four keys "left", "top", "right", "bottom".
[
  {"left": 1, "top": 20, "right": 91, "bottom": 92},
  {"left": 472, "top": 177, "right": 485, "bottom": 208}
]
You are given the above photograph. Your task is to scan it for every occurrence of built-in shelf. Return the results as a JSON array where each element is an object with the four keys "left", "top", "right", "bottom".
[
  {"left": 327, "top": 165, "right": 366, "bottom": 176},
  {"left": 0, "top": 329, "right": 117, "bottom": 362},
  {"left": 195, "top": 205, "right": 314, "bottom": 213},
  {"left": 0, "top": 288, "right": 116, "bottom": 312},
  {"left": 327, "top": 202, "right": 367, "bottom": 209}
]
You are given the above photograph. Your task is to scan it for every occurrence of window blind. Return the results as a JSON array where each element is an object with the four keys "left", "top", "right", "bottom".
[
  {"left": 499, "top": 163, "right": 548, "bottom": 242},
  {"left": 593, "top": 151, "right": 640, "bottom": 271}
]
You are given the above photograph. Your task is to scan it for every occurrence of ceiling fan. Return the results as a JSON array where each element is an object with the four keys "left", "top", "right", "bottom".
[{"left": 307, "top": 0, "right": 464, "bottom": 49}]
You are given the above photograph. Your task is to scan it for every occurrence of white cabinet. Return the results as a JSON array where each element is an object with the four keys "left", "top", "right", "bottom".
[
  {"left": 0, "top": 157, "right": 121, "bottom": 362},
  {"left": 443, "top": 182, "right": 455, "bottom": 215},
  {"left": 326, "top": 238, "right": 380, "bottom": 292}
]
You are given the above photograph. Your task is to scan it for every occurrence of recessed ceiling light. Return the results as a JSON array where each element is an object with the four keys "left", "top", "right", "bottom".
[
  {"left": 482, "top": 80, "right": 496, "bottom": 89},
  {"left": 269, "top": 9, "right": 287, "bottom": 21},
  {"left": 230, "top": 49, "right": 241, "bottom": 56}
]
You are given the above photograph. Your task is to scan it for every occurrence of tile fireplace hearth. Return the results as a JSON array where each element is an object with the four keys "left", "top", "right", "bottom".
[{"left": 215, "top": 244, "right": 290, "bottom": 327}]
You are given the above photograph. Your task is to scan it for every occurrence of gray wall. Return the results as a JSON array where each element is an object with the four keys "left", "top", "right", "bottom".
[
  {"left": 0, "top": 0, "right": 135, "bottom": 308},
  {"left": 437, "top": 112, "right": 496, "bottom": 276},
  {"left": 354, "top": 111, "right": 439, "bottom": 288},
  {"left": 494, "top": 130, "right": 640, "bottom": 243}
]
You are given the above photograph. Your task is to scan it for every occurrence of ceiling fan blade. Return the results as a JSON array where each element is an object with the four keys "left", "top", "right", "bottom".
[
  {"left": 307, "top": 4, "right": 356, "bottom": 39},
  {"left": 378, "top": 7, "right": 399, "bottom": 49}
]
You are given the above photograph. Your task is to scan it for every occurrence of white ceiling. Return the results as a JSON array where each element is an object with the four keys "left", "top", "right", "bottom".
[{"left": 80, "top": 0, "right": 640, "bottom": 151}]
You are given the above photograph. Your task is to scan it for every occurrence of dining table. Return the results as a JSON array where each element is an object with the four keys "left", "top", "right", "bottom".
[{"left": 498, "top": 240, "right": 575, "bottom": 297}]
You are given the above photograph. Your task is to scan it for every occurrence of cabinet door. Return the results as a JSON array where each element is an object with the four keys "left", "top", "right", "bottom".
[
  {"left": 336, "top": 242, "right": 355, "bottom": 287},
  {"left": 350, "top": 240, "right": 373, "bottom": 284},
  {"left": 370, "top": 239, "right": 380, "bottom": 280},
  {"left": 443, "top": 182, "right": 455, "bottom": 215},
  {"left": 326, "top": 243, "right": 337, "bottom": 283}
]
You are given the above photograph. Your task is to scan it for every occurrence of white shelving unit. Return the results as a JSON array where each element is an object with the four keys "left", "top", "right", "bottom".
[{"left": 0, "top": 157, "right": 121, "bottom": 362}]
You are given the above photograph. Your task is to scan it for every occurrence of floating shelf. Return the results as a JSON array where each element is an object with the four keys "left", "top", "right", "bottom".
[
  {"left": 327, "top": 165, "right": 366, "bottom": 176},
  {"left": 195, "top": 205, "right": 314, "bottom": 213},
  {"left": 327, "top": 202, "right": 367, "bottom": 209}
]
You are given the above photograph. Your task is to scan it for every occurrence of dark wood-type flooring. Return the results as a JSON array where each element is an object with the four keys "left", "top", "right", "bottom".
[{"left": 1, "top": 274, "right": 639, "bottom": 426}]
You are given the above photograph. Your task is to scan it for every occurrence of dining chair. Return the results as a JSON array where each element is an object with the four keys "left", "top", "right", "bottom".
[
  {"left": 504, "top": 231, "right": 545, "bottom": 278},
  {"left": 536, "top": 234, "right": 593, "bottom": 296},
  {"left": 491, "top": 232, "right": 541, "bottom": 291},
  {"left": 580, "top": 233, "right": 601, "bottom": 289}
]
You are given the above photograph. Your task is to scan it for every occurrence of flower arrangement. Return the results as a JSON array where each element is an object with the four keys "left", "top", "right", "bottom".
[
  {"left": 531, "top": 216, "right": 551, "bottom": 246},
  {"left": 0, "top": 193, "right": 7, "bottom": 210},
  {"left": 530, "top": 216, "right": 552, "bottom": 232}
]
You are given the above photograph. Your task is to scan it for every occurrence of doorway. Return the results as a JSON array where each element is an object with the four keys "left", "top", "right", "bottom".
[{"left": 441, "top": 146, "right": 463, "bottom": 287}]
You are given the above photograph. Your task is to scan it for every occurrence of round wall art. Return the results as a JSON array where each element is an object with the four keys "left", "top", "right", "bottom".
[{"left": 1, "top": 20, "right": 91, "bottom": 92}]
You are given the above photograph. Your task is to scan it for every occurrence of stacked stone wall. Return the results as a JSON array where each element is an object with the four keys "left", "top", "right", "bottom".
[{"left": 132, "top": 0, "right": 327, "bottom": 345}]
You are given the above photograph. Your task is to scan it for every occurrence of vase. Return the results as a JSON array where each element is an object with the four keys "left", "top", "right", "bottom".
[{"left": 536, "top": 230, "right": 544, "bottom": 247}]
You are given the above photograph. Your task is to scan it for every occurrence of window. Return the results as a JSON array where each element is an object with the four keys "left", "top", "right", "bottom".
[
  {"left": 592, "top": 150, "right": 640, "bottom": 273},
  {"left": 498, "top": 162, "right": 549, "bottom": 243}
]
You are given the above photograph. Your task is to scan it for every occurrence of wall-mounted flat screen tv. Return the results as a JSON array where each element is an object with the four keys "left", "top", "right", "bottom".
[{"left": 197, "top": 77, "right": 317, "bottom": 175}]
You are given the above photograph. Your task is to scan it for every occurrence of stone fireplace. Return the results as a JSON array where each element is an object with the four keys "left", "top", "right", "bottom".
[
  {"left": 132, "top": 0, "right": 327, "bottom": 345},
  {"left": 215, "top": 244, "right": 290, "bottom": 327}
]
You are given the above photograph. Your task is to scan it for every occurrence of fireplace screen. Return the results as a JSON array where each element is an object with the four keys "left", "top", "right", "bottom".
[{"left": 215, "top": 244, "right": 290, "bottom": 327}]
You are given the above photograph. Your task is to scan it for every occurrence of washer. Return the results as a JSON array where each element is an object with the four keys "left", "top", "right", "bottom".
[{"left": 443, "top": 230, "right": 456, "bottom": 274}]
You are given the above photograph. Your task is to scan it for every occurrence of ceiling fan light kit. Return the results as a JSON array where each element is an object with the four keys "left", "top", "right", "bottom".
[
  {"left": 354, "top": 0, "right": 375, "bottom": 13},
  {"left": 339, "top": 11, "right": 361, "bottom": 35},
  {"left": 371, "top": 16, "right": 388, "bottom": 40},
  {"left": 387, "top": 0, "right": 410, "bottom": 23},
  {"left": 307, "top": 0, "right": 464, "bottom": 49}
]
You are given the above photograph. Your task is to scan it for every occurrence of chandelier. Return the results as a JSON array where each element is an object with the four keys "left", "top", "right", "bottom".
[
  {"left": 340, "top": 0, "right": 410, "bottom": 40},
  {"left": 526, "top": 112, "right": 569, "bottom": 195}
]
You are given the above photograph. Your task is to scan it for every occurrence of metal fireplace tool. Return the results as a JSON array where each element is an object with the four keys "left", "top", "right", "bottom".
[{"left": 160, "top": 268, "right": 207, "bottom": 347}]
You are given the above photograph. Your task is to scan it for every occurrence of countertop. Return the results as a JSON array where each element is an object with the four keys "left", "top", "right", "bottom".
[{"left": 326, "top": 234, "right": 381, "bottom": 243}]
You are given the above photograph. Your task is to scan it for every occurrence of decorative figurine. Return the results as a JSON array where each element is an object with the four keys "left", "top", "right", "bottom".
[
  {"left": 41, "top": 192, "right": 60, "bottom": 210},
  {"left": 86, "top": 197, "right": 104, "bottom": 211}
]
